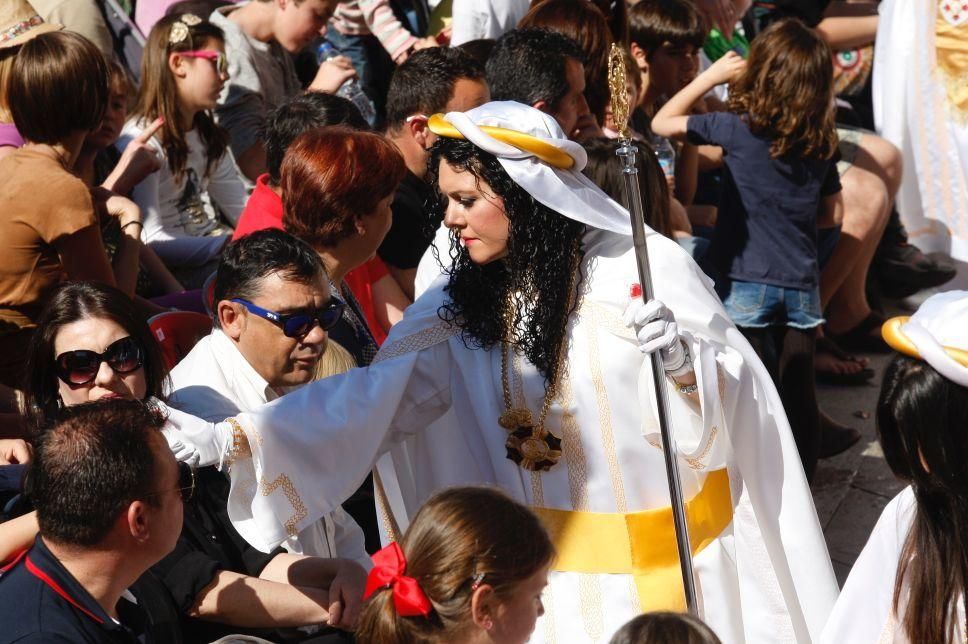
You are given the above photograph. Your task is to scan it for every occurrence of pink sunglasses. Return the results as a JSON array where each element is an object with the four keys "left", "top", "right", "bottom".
[{"left": 182, "top": 50, "right": 228, "bottom": 76}]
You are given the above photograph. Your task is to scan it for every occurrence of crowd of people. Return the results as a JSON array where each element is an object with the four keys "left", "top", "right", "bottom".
[{"left": 0, "top": 0, "right": 966, "bottom": 642}]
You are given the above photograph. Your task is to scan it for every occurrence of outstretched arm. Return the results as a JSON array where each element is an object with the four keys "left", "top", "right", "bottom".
[{"left": 652, "top": 52, "right": 747, "bottom": 142}]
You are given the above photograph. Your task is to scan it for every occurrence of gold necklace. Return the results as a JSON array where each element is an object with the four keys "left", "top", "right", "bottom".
[{"left": 498, "top": 251, "right": 580, "bottom": 472}]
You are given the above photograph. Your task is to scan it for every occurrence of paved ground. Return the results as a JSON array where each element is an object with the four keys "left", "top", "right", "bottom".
[{"left": 812, "top": 254, "right": 968, "bottom": 585}]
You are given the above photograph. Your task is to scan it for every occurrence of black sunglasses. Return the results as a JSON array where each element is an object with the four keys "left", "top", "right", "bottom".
[
  {"left": 231, "top": 298, "right": 345, "bottom": 338},
  {"left": 54, "top": 336, "right": 144, "bottom": 386},
  {"left": 147, "top": 461, "right": 195, "bottom": 504}
]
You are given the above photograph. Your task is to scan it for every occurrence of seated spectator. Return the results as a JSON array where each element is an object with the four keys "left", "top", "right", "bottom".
[
  {"left": 518, "top": 0, "right": 613, "bottom": 128},
  {"left": 233, "top": 91, "right": 408, "bottom": 345},
  {"left": 0, "top": 400, "right": 184, "bottom": 643},
  {"left": 486, "top": 28, "right": 597, "bottom": 141},
  {"left": 382, "top": 46, "right": 489, "bottom": 299},
  {"left": 168, "top": 229, "right": 369, "bottom": 565},
  {"left": 210, "top": 0, "right": 355, "bottom": 181},
  {"left": 281, "top": 127, "right": 406, "bottom": 368},
  {"left": 17, "top": 280, "right": 368, "bottom": 642},
  {"left": 0, "top": 2, "right": 61, "bottom": 162},
  {"left": 356, "top": 486, "right": 554, "bottom": 643},
  {"left": 120, "top": 14, "right": 248, "bottom": 289},
  {"left": 0, "top": 31, "right": 142, "bottom": 390},
  {"left": 610, "top": 611, "right": 722, "bottom": 644},
  {"left": 582, "top": 138, "right": 704, "bottom": 260}
]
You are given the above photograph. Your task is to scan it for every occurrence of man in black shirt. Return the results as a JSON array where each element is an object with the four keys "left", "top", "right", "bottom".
[
  {"left": 382, "top": 47, "right": 489, "bottom": 299},
  {"left": 0, "top": 401, "right": 184, "bottom": 644}
]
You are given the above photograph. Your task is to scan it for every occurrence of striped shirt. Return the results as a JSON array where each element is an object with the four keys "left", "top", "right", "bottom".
[{"left": 331, "top": 0, "right": 418, "bottom": 61}]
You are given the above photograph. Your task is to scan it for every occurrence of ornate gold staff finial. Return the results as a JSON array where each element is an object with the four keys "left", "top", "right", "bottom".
[{"left": 608, "top": 42, "right": 631, "bottom": 140}]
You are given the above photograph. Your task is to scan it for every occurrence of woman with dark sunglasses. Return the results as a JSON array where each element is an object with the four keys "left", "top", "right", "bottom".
[{"left": 22, "top": 282, "right": 167, "bottom": 430}]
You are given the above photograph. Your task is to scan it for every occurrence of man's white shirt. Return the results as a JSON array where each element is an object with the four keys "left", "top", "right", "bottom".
[{"left": 167, "top": 329, "right": 370, "bottom": 568}]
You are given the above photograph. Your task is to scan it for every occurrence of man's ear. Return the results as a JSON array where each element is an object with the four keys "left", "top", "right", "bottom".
[
  {"left": 408, "top": 116, "right": 430, "bottom": 149},
  {"left": 470, "top": 584, "right": 497, "bottom": 632},
  {"left": 217, "top": 301, "right": 245, "bottom": 341},
  {"left": 126, "top": 501, "right": 150, "bottom": 543},
  {"left": 531, "top": 100, "right": 551, "bottom": 116},
  {"left": 630, "top": 42, "right": 649, "bottom": 72}
]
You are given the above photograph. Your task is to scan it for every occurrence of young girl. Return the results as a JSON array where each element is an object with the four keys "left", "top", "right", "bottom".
[
  {"left": 121, "top": 13, "right": 248, "bottom": 289},
  {"left": 653, "top": 19, "right": 855, "bottom": 480},
  {"left": 822, "top": 292, "right": 968, "bottom": 643},
  {"left": 356, "top": 486, "right": 555, "bottom": 644}
]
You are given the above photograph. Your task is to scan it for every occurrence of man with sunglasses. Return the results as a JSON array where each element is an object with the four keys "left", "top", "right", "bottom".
[
  {"left": 0, "top": 400, "right": 186, "bottom": 643},
  {"left": 165, "top": 230, "right": 368, "bottom": 640}
]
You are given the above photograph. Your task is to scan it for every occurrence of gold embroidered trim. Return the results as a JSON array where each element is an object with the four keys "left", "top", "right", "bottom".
[
  {"left": 588, "top": 300, "right": 636, "bottom": 340},
  {"left": 223, "top": 418, "right": 252, "bottom": 469},
  {"left": 558, "top": 372, "right": 589, "bottom": 511},
  {"left": 685, "top": 426, "right": 719, "bottom": 470},
  {"left": 508, "top": 348, "right": 548, "bottom": 506},
  {"left": 373, "top": 471, "right": 401, "bottom": 543},
  {"left": 372, "top": 322, "right": 456, "bottom": 364},
  {"left": 578, "top": 574, "right": 605, "bottom": 641},
  {"left": 588, "top": 306, "right": 628, "bottom": 511},
  {"left": 260, "top": 473, "right": 308, "bottom": 538}
]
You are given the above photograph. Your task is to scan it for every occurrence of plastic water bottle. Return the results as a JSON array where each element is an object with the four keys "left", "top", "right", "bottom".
[
  {"left": 316, "top": 41, "right": 376, "bottom": 126},
  {"left": 653, "top": 135, "right": 676, "bottom": 183}
]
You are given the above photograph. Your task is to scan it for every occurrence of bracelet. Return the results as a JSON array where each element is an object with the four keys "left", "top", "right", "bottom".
[
  {"left": 676, "top": 382, "right": 698, "bottom": 395},
  {"left": 121, "top": 220, "right": 143, "bottom": 232},
  {"left": 664, "top": 340, "right": 694, "bottom": 379}
]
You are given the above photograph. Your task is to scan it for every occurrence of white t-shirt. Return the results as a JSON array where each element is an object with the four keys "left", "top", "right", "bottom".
[{"left": 119, "top": 120, "right": 248, "bottom": 268}]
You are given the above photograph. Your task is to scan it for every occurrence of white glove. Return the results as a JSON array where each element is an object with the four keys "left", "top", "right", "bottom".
[
  {"left": 157, "top": 401, "right": 233, "bottom": 468},
  {"left": 623, "top": 297, "right": 691, "bottom": 377}
]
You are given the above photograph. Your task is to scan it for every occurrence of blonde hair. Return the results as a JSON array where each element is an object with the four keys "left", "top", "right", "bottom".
[
  {"left": 727, "top": 19, "right": 837, "bottom": 160},
  {"left": 313, "top": 339, "right": 357, "bottom": 380},
  {"left": 356, "top": 486, "right": 555, "bottom": 643}
]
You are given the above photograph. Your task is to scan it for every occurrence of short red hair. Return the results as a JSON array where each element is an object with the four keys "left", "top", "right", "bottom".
[{"left": 282, "top": 128, "right": 407, "bottom": 249}]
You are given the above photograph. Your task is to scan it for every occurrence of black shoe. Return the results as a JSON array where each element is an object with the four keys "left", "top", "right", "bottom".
[{"left": 876, "top": 243, "right": 956, "bottom": 298}]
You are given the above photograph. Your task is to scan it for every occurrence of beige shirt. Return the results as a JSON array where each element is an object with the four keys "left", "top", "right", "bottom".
[
  {"left": 0, "top": 149, "right": 97, "bottom": 330},
  {"left": 29, "top": 0, "right": 114, "bottom": 59}
]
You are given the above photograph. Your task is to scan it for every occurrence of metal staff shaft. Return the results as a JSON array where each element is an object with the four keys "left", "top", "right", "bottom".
[{"left": 616, "top": 138, "right": 698, "bottom": 614}]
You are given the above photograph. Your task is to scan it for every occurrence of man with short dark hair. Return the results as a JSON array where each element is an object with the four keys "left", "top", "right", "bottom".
[
  {"left": 486, "top": 28, "right": 597, "bottom": 141},
  {"left": 382, "top": 47, "right": 490, "bottom": 298},
  {"left": 0, "top": 400, "right": 184, "bottom": 643},
  {"left": 164, "top": 230, "right": 367, "bottom": 642}
]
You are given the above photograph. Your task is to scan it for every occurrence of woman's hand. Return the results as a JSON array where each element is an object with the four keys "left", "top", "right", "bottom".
[
  {"left": 327, "top": 559, "right": 368, "bottom": 629},
  {"left": 310, "top": 55, "right": 358, "bottom": 94},
  {"left": 624, "top": 296, "right": 692, "bottom": 377},
  {"left": 92, "top": 187, "right": 142, "bottom": 229}
]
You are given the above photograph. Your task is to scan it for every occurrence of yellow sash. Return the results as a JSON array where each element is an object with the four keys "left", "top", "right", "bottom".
[
  {"left": 533, "top": 468, "right": 733, "bottom": 612},
  {"left": 937, "top": 6, "right": 968, "bottom": 115}
]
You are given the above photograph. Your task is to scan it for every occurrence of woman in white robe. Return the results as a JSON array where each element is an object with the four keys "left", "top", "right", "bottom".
[
  {"left": 167, "top": 101, "right": 837, "bottom": 643},
  {"left": 822, "top": 291, "right": 968, "bottom": 643}
]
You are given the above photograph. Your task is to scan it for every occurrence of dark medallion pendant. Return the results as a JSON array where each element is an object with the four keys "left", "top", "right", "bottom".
[{"left": 505, "top": 426, "right": 562, "bottom": 472}]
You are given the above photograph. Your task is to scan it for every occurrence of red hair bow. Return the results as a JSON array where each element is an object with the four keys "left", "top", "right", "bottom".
[{"left": 364, "top": 542, "right": 433, "bottom": 617}]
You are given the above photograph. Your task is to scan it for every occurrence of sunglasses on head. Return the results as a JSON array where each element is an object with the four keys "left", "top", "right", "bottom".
[
  {"left": 231, "top": 298, "right": 345, "bottom": 338},
  {"left": 54, "top": 336, "right": 144, "bottom": 386},
  {"left": 182, "top": 50, "right": 228, "bottom": 76},
  {"left": 147, "top": 461, "right": 195, "bottom": 504}
]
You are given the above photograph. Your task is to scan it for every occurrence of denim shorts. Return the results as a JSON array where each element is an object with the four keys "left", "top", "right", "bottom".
[{"left": 721, "top": 280, "right": 825, "bottom": 329}]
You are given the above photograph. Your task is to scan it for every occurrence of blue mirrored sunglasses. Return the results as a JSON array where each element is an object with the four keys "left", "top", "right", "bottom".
[{"left": 231, "top": 298, "right": 345, "bottom": 338}]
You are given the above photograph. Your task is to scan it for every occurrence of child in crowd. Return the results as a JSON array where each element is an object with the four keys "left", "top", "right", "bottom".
[
  {"left": 356, "top": 486, "right": 555, "bottom": 644},
  {"left": 0, "top": 31, "right": 141, "bottom": 389},
  {"left": 652, "top": 19, "right": 853, "bottom": 480},
  {"left": 610, "top": 611, "right": 722, "bottom": 644},
  {"left": 121, "top": 13, "right": 248, "bottom": 289}
]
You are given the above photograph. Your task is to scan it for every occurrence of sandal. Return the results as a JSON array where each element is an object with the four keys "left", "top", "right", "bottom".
[
  {"left": 815, "top": 336, "right": 875, "bottom": 386},
  {"left": 827, "top": 312, "right": 891, "bottom": 354}
]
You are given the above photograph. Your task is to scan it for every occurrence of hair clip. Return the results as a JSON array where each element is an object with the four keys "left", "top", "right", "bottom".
[
  {"left": 169, "top": 14, "right": 202, "bottom": 46},
  {"left": 470, "top": 572, "right": 486, "bottom": 590}
]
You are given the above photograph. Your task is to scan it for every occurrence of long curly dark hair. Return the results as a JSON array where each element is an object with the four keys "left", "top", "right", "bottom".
[{"left": 428, "top": 138, "right": 586, "bottom": 381}]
